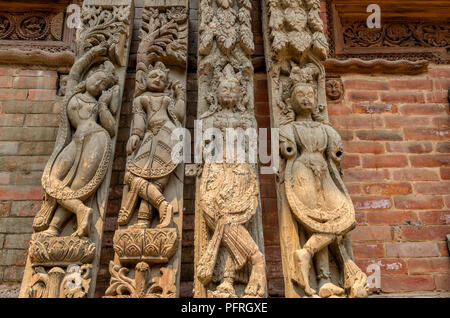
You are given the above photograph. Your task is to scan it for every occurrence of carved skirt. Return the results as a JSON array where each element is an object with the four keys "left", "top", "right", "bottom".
[{"left": 285, "top": 154, "right": 356, "bottom": 235}]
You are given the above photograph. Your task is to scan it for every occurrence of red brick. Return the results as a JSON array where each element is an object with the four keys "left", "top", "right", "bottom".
[
  {"left": 344, "top": 141, "right": 385, "bottom": 154},
  {"left": 415, "top": 182, "right": 450, "bottom": 195},
  {"left": 363, "top": 182, "right": 412, "bottom": 196},
  {"left": 353, "top": 103, "right": 396, "bottom": 114},
  {"left": 0, "top": 201, "right": 11, "bottom": 216},
  {"left": 356, "top": 259, "right": 407, "bottom": 275},
  {"left": 432, "top": 117, "right": 449, "bottom": 127},
  {"left": 381, "top": 275, "right": 434, "bottom": 293},
  {"left": 410, "top": 155, "right": 450, "bottom": 168},
  {"left": 356, "top": 130, "right": 403, "bottom": 141},
  {"left": 355, "top": 211, "right": 366, "bottom": 225},
  {"left": 441, "top": 167, "right": 450, "bottom": 180},
  {"left": 386, "top": 242, "right": 440, "bottom": 257},
  {"left": 434, "top": 275, "right": 450, "bottom": 291},
  {"left": 393, "top": 168, "right": 439, "bottom": 181},
  {"left": 399, "top": 104, "right": 446, "bottom": 115},
  {"left": 426, "top": 91, "right": 448, "bottom": 103},
  {"left": 0, "top": 186, "right": 43, "bottom": 200},
  {"left": 433, "top": 78, "right": 450, "bottom": 90},
  {"left": 343, "top": 168, "right": 390, "bottom": 182},
  {"left": 438, "top": 242, "right": 449, "bottom": 257},
  {"left": 13, "top": 76, "right": 57, "bottom": 89},
  {"left": 380, "top": 92, "right": 425, "bottom": 103},
  {"left": 328, "top": 104, "right": 351, "bottom": 116},
  {"left": 428, "top": 67, "right": 450, "bottom": 78},
  {"left": 352, "top": 197, "right": 391, "bottom": 211},
  {"left": 352, "top": 243, "right": 384, "bottom": 258},
  {"left": 367, "top": 211, "right": 418, "bottom": 226},
  {"left": 28, "top": 89, "right": 56, "bottom": 101},
  {"left": 16, "top": 70, "right": 57, "bottom": 77},
  {"left": 408, "top": 258, "right": 450, "bottom": 274},
  {"left": 260, "top": 183, "right": 277, "bottom": 198},
  {"left": 350, "top": 226, "right": 393, "bottom": 242},
  {"left": 346, "top": 183, "right": 361, "bottom": 195},
  {"left": 445, "top": 195, "right": 450, "bottom": 209},
  {"left": 401, "top": 225, "right": 450, "bottom": 241},
  {"left": 344, "top": 80, "right": 389, "bottom": 90},
  {"left": 394, "top": 196, "right": 443, "bottom": 210},
  {"left": 384, "top": 115, "right": 430, "bottom": 128},
  {"left": 390, "top": 79, "right": 433, "bottom": 90},
  {"left": 362, "top": 155, "right": 408, "bottom": 168},
  {"left": 336, "top": 129, "right": 353, "bottom": 141},
  {"left": 334, "top": 116, "right": 383, "bottom": 129},
  {"left": 0, "top": 114, "right": 24, "bottom": 127},
  {"left": 386, "top": 141, "right": 432, "bottom": 154},
  {"left": 341, "top": 155, "right": 360, "bottom": 168},
  {"left": 0, "top": 76, "right": 13, "bottom": 88},
  {"left": 404, "top": 127, "right": 449, "bottom": 141},
  {"left": 347, "top": 91, "right": 378, "bottom": 102},
  {"left": 24, "top": 114, "right": 59, "bottom": 127},
  {"left": 0, "top": 88, "right": 28, "bottom": 100},
  {"left": 419, "top": 211, "right": 450, "bottom": 225}
]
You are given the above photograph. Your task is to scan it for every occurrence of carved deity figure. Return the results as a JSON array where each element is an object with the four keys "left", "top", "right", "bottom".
[
  {"left": 118, "top": 61, "right": 185, "bottom": 229},
  {"left": 279, "top": 64, "right": 367, "bottom": 298},
  {"left": 196, "top": 65, "right": 266, "bottom": 298},
  {"left": 33, "top": 44, "right": 119, "bottom": 239}
]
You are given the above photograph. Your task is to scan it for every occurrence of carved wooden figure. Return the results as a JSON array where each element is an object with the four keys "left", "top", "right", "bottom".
[
  {"left": 261, "top": 0, "right": 368, "bottom": 298},
  {"left": 19, "top": 0, "right": 134, "bottom": 298},
  {"left": 191, "top": 0, "right": 267, "bottom": 298},
  {"left": 104, "top": 0, "right": 188, "bottom": 298}
]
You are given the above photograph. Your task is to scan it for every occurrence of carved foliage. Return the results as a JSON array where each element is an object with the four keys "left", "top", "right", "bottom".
[{"left": 0, "top": 12, "right": 63, "bottom": 41}]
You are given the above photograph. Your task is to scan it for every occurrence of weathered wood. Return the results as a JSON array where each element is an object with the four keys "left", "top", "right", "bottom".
[
  {"left": 261, "top": 0, "right": 368, "bottom": 298},
  {"left": 193, "top": 0, "right": 267, "bottom": 298},
  {"left": 19, "top": 0, "right": 134, "bottom": 298},
  {"left": 103, "top": 0, "right": 188, "bottom": 298}
]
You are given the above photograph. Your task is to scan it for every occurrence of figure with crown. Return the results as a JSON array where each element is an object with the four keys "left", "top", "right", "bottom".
[
  {"left": 117, "top": 61, "right": 185, "bottom": 229},
  {"left": 195, "top": 64, "right": 267, "bottom": 298}
]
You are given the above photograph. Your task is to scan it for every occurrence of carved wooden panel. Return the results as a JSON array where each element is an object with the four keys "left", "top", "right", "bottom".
[
  {"left": 19, "top": 0, "right": 134, "bottom": 298},
  {"left": 104, "top": 0, "right": 188, "bottom": 298},
  {"left": 262, "top": 0, "right": 369, "bottom": 298},
  {"left": 0, "top": 1, "right": 81, "bottom": 70},
  {"left": 193, "top": 0, "right": 267, "bottom": 298},
  {"left": 326, "top": 0, "right": 450, "bottom": 64}
]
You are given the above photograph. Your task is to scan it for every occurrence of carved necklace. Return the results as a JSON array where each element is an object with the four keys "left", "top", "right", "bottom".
[{"left": 75, "top": 94, "right": 98, "bottom": 120}]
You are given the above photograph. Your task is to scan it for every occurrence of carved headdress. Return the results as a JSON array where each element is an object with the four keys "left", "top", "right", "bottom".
[{"left": 135, "top": 61, "right": 170, "bottom": 97}]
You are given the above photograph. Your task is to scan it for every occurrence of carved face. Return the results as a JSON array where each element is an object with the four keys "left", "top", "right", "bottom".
[
  {"left": 326, "top": 79, "right": 343, "bottom": 101},
  {"left": 146, "top": 69, "right": 167, "bottom": 92},
  {"left": 291, "top": 84, "right": 315, "bottom": 115},
  {"left": 86, "top": 71, "right": 109, "bottom": 98},
  {"left": 217, "top": 79, "right": 240, "bottom": 109}
]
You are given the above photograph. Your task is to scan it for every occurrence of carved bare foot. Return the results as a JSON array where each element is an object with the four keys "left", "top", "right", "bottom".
[
  {"left": 294, "top": 249, "right": 316, "bottom": 296},
  {"left": 244, "top": 255, "right": 266, "bottom": 297},
  {"left": 318, "top": 282, "right": 345, "bottom": 298},
  {"left": 156, "top": 201, "right": 173, "bottom": 228},
  {"left": 37, "top": 226, "right": 59, "bottom": 237},
  {"left": 72, "top": 207, "right": 93, "bottom": 238}
]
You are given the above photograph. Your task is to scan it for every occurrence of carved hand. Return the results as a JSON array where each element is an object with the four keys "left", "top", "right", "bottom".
[
  {"left": 126, "top": 135, "right": 140, "bottom": 155},
  {"left": 99, "top": 88, "right": 114, "bottom": 105},
  {"left": 172, "top": 80, "right": 184, "bottom": 99}
]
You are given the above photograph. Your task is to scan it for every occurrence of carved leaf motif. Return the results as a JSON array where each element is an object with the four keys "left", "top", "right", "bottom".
[
  {"left": 217, "top": 0, "right": 234, "bottom": 9},
  {"left": 238, "top": 8, "right": 254, "bottom": 54},
  {"left": 216, "top": 8, "right": 237, "bottom": 55},
  {"left": 105, "top": 261, "right": 136, "bottom": 296}
]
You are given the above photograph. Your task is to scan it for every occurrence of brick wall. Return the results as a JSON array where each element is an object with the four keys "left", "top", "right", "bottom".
[
  {"left": 0, "top": 0, "right": 449, "bottom": 298},
  {"left": 0, "top": 67, "right": 60, "bottom": 296}
]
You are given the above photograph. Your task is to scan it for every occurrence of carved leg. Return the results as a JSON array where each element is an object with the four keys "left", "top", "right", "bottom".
[
  {"left": 216, "top": 251, "right": 237, "bottom": 297},
  {"left": 244, "top": 250, "right": 266, "bottom": 298},
  {"left": 136, "top": 200, "right": 152, "bottom": 228},
  {"left": 315, "top": 248, "right": 345, "bottom": 298},
  {"left": 295, "top": 233, "right": 335, "bottom": 296},
  {"left": 39, "top": 206, "right": 71, "bottom": 237},
  {"left": 57, "top": 198, "right": 93, "bottom": 238}
]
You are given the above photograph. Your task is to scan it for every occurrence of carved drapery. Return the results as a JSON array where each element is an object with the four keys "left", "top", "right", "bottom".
[
  {"left": 192, "top": 0, "right": 267, "bottom": 298},
  {"left": 19, "top": 0, "right": 134, "bottom": 298},
  {"left": 262, "top": 0, "right": 368, "bottom": 298},
  {"left": 104, "top": 0, "right": 188, "bottom": 298}
]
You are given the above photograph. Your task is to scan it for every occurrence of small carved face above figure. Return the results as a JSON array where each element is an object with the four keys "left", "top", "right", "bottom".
[
  {"left": 326, "top": 78, "right": 343, "bottom": 101},
  {"left": 217, "top": 78, "right": 240, "bottom": 109},
  {"left": 146, "top": 69, "right": 168, "bottom": 92},
  {"left": 291, "top": 84, "right": 315, "bottom": 115}
]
